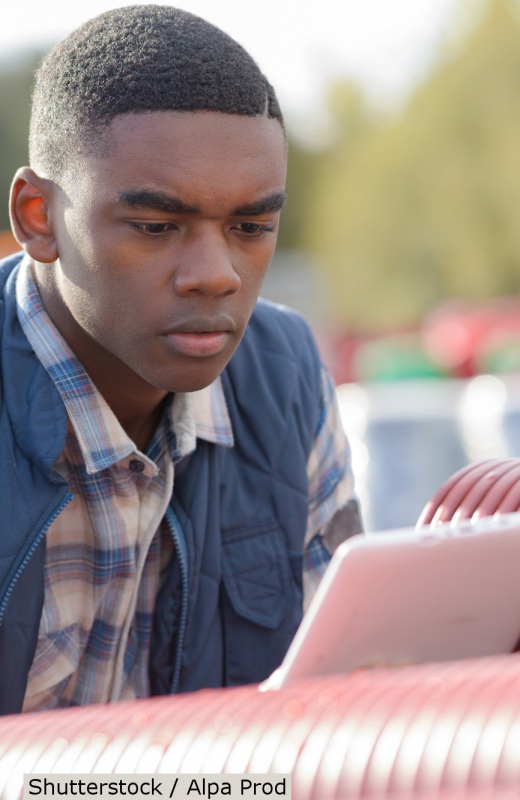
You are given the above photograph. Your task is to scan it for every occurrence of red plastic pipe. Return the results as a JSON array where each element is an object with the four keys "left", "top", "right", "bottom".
[{"left": 2, "top": 655, "right": 520, "bottom": 799}]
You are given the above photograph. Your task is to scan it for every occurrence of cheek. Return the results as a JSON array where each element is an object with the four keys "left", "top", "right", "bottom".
[
  {"left": 58, "top": 202, "right": 95, "bottom": 259},
  {"left": 236, "top": 242, "right": 275, "bottom": 287}
]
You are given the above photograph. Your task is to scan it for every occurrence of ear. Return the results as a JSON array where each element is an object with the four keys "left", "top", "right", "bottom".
[{"left": 9, "top": 167, "right": 59, "bottom": 264}]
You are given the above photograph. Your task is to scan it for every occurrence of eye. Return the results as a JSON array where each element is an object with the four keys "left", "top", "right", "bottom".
[
  {"left": 235, "top": 222, "right": 276, "bottom": 236},
  {"left": 130, "top": 222, "right": 178, "bottom": 235}
]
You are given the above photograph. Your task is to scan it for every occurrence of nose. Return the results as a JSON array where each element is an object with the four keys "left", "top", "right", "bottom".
[{"left": 172, "top": 228, "right": 241, "bottom": 298}]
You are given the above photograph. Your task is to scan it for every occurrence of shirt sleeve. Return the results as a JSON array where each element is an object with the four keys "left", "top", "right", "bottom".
[{"left": 303, "top": 363, "right": 364, "bottom": 608}]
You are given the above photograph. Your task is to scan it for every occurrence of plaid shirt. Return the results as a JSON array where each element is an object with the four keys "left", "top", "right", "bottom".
[{"left": 16, "top": 257, "right": 358, "bottom": 711}]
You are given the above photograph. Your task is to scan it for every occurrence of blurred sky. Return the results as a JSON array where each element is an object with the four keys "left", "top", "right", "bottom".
[{"left": 1, "top": 0, "right": 485, "bottom": 129}]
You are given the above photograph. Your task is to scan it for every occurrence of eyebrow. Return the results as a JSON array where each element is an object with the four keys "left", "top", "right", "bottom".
[
  {"left": 117, "top": 189, "right": 287, "bottom": 216},
  {"left": 118, "top": 190, "right": 198, "bottom": 214},
  {"left": 232, "top": 192, "right": 287, "bottom": 216}
]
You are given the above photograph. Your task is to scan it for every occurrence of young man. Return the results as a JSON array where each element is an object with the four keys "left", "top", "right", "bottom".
[{"left": 0, "top": 5, "right": 362, "bottom": 715}]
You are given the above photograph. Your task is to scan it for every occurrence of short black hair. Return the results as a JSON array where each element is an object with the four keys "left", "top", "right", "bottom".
[{"left": 30, "top": 4, "right": 284, "bottom": 178}]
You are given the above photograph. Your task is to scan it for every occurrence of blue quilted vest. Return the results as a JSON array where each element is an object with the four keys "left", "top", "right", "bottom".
[{"left": 0, "top": 252, "right": 323, "bottom": 714}]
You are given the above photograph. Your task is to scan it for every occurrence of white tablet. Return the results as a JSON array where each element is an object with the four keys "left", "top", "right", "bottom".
[{"left": 265, "top": 514, "right": 520, "bottom": 689}]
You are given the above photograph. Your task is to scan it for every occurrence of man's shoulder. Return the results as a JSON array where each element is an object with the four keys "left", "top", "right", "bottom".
[
  {"left": 0, "top": 251, "right": 24, "bottom": 306},
  {"left": 0, "top": 250, "right": 24, "bottom": 281},
  {"left": 250, "top": 296, "right": 312, "bottom": 328},
  {"left": 245, "top": 297, "right": 319, "bottom": 359},
  {"left": 224, "top": 298, "right": 323, "bottom": 409}
]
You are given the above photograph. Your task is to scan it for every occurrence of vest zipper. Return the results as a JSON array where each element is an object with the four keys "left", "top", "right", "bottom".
[
  {"left": 0, "top": 492, "right": 74, "bottom": 626},
  {"left": 165, "top": 506, "right": 189, "bottom": 694}
]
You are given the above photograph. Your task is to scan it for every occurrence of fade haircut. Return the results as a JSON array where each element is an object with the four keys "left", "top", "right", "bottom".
[{"left": 29, "top": 4, "right": 284, "bottom": 179}]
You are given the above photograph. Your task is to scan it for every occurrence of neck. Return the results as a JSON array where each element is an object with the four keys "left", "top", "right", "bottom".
[
  {"left": 72, "top": 348, "right": 169, "bottom": 452},
  {"left": 98, "top": 377, "right": 168, "bottom": 452}
]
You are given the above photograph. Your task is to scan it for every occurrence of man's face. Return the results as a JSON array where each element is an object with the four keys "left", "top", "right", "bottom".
[{"left": 44, "top": 111, "right": 287, "bottom": 393}]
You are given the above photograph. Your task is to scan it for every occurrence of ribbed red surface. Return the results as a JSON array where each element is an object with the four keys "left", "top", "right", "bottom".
[{"left": 2, "top": 656, "right": 520, "bottom": 799}]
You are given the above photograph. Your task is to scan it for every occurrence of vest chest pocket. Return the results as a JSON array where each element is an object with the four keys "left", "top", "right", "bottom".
[{"left": 221, "top": 521, "right": 302, "bottom": 630}]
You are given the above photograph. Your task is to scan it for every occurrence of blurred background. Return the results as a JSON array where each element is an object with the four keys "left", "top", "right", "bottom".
[{"left": 3, "top": 0, "right": 520, "bottom": 530}]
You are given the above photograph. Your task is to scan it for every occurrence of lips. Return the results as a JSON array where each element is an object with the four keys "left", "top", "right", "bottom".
[
  {"left": 165, "top": 330, "right": 232, "bottom": 357},
  {"left": 161, "top": 315, "right": 237, "bottom": 358}
]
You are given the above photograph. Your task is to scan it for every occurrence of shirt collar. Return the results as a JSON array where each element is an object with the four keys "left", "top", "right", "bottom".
[{"left": 16, "top": 256, "right": 234, "bottom": 474}]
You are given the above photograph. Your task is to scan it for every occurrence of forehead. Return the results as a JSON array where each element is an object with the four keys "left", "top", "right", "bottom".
[{"left": 73, "top": 111, "right": 287, "bottom": 204}]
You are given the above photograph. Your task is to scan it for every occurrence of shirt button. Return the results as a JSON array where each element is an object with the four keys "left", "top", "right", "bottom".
[{"left": 129, "top": 459, "right": 145, "bottom": 473}]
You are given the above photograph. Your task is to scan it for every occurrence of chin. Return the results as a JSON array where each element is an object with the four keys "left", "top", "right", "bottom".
[{"left": 146, "top": 367, "right": 224, "bottom": 395}]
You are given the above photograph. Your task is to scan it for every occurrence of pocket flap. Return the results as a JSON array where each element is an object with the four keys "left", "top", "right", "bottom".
[{"left": 221, "top": 522, "right": 295, "bottom": 629}]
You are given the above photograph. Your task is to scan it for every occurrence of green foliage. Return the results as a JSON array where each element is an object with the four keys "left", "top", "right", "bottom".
[
  {"left": 305, "top": 0, "right": 520, "bottom": 330},
  {"left": 0, "top": 52, "right": 42, "bottom": 231}
]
